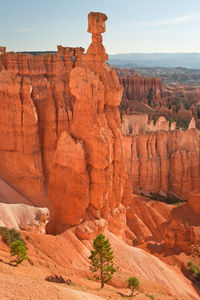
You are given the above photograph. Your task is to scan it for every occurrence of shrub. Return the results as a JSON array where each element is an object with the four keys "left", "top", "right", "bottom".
[
  {"left": 188, "top": 261, "right": 200, "bottom": 282},
  {"left": 45, "top": 274, "right": 72, "bottom": 285},
  {"left": 127, "top": 276, "right": 139, "bottom": 296},
  {"left": 0, "top": 227, "right": 26, "bottom": 247},
  {"left": 10, "top": 240, "right": 28, "bottom": 265},
  {"left": 89, "top": 233, "right": 115, "bottom": 288},
  {"left": 145, "top": 294, "right": 154, "bottom": 299}
]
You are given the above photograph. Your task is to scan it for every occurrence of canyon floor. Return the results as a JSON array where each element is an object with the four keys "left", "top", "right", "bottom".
[{"left": 0, "top": 220, "right": 199, "bottom": 300}]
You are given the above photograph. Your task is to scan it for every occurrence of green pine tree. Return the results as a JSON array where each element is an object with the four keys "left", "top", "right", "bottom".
[
  {"left": 10, "top": 240, "right": 28, "bottom": 265},
  {"left": 127, "top": 276, "right": 139, "bottom": 296},
  {"left": 89, "top": 233, "right": 115, "bottom": 288}
]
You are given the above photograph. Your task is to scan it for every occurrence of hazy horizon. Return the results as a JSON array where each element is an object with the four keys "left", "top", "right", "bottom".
[{"left": 1, "top": 0, "right": 200, "bottom": 54}]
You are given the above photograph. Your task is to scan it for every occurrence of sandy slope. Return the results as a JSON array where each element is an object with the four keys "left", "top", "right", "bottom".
[
  {"left": 0, "top": 228, "right": 198, "bottom": 299},
  {"left": 0, "top": 272, "right": 105, "bottom": 300}
]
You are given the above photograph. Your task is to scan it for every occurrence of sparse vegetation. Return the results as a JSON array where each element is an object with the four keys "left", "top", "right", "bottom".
[
  {"left": 89, "top": 233, "right": 115, "bottom": 288},
  {"left": 127, "top": 276, "right": 139, "bottom": 297},
  {"left": 10, "top": 240, "right": 28, "bottom": 265},
  {"left": 0, "top": 226, "right": 26, "bottom": 247},
  {"left": 188, "top": 261, "right": 200, "bottom": 283},
  {"left": 45, "top": 274, "right": 72, "bottom": 285},
  {"left": 149, "top": 193, "right": 186, "bottom": 205},
  {"left": 175, "top": 117, "right": 189, "bottom": 130},
  {"left": 145, "top": 294, "right": 154, "bottom": 299}
]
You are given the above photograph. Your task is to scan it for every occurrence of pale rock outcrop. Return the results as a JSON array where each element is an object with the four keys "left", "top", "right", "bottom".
[
  {"left": 121, "top": 114, "right": 148, "bottom": 135},
  {"left": 122, "top": 114, "right": 177, "bottom": 135},
  {"left": 170, "top": 121, "right": 176, "bottom": 130},
  {"left": 0, "top": 203, "right": 49, "bottom": 233},
  {"left": 75, "top": 219, "right": 107, "bottom": 240},
  {"left": 188, "top": 117, "right": 196, "bottom": 129}
]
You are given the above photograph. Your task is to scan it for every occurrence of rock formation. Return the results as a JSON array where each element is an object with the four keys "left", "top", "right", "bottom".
[
  {"left": 0, "top": 12, "right": 126, "bottom": 235},
  {"left": 188, "top": 191, "right": 200, "bottom": 215},
  {"left": 0, "top": 13, "right": 200, "bottom": 300},
  {"left": 121, "top": 114, "right": 176, "bottom": 135},
  {"left": 0, "top": 203, "right": 49, "bottom": 233},
  {"left": 188, "top": 117, "right": 196, "bottom": 129},
  {"left": 119, "top": 73, "right": 165, "bottom": 106},
  {"left": 165, "top": 219, "right": 195, "bottom": 252},
  {"left": 0, "top": 46, "right": 6, "bottom": 55},
  {"left": 123, "top": 127, "right": 200, "bottom": 200},
  {"left": 116, "top": 68, "right": 200, "bottom": 130},
  {"left": 0, "top": 71, "right": 45, "bottom": 205}
]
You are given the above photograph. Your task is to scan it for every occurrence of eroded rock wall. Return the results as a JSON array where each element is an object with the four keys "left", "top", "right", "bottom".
[
  {"left": 0, "top": 13, "right": 126, "bottom": 235},
  {"left": 123, "top": 128, "right": 200, "bottom": 200},
  {"left": 120, "top": 74, "right": 165, "bottom": 106}
]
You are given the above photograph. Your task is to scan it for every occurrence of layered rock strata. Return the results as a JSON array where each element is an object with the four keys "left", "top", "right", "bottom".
[
  {"left": 123, "top": 128, "right": 200, "bottom": 200},
  {"left": 120, "top": 74, "right": 165, "bottom": 106},
  {"left": 0, "top": 13, "right": 126, "bottom": 235}
]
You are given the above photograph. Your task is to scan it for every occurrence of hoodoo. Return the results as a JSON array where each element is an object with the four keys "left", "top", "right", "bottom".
[{"left": 0, "top": 13, "right": 126, "bottom": 236}]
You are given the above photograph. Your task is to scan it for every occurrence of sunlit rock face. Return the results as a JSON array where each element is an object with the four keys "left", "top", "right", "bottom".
[
  {"left": 123, "top": 126, "right": 200, "bottom": 200},
  {"left": 0, "top": 12, "right": 126, "bottom": 236}
]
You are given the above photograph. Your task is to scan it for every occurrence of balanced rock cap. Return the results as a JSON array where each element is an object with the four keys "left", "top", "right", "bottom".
[{"left": 87, "top": 12, "right": 108, "bottom": 34}]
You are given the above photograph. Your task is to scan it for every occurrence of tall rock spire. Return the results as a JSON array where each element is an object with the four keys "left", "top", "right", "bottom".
[{"left": 86, "top": 12, "right": 108, "bottom": 62}]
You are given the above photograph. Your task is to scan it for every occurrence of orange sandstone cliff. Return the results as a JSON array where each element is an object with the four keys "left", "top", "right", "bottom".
[
  {"left": 0, "top": 12, "right": 126, "bottom": 235},
  {"left": 123, "top": 125, "right": 200, "bottom": 201}
]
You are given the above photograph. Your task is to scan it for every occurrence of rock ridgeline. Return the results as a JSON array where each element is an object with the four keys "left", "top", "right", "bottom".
[{"left": 0, "top": 12, "right": 126, "bottom": 235}]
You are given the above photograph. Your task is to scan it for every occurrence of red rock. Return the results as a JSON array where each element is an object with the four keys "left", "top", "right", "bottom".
[
  {"left": 75, "top": 219, "right": 106, "bottom": 240},
  {"left": 0, "top": 12, "right": 126, "bottom": 235},
  {"left": 123, "top": 128, "right": 200, "bottom": 200},
  {"left": 165, "top": 219, "right": 195, "bottom": 252},
  {"left": 119, "top": 74, "right": 165, "bottom": 107},
  {"left": 47, "top": 131, "right": 89, "bottom": 234},
  {"left": 0, "top": 71, "right": 46, "bottom": 205},
  {"left": 188, "top": 191, "right": 200, "bottom": 215}
]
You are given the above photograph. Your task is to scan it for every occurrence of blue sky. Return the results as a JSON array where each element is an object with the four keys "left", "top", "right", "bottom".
[{"left": 0, "top": 0, "right": 200, "bottom": 54}]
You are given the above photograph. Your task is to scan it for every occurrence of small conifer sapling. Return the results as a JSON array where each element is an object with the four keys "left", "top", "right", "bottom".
[
  {"left": 89, "top": 233, "right": 115, "bottom": 288},
  {"left": 10, "top": 240, "right": 28, "bottom": 265},
  {"left": 127, "top": 276, "right": 139, "bottom": 296}
]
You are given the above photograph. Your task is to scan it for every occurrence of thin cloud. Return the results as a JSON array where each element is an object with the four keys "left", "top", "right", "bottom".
[
  {"left": 135, "top": 15, "right": 200, "bottom": 26},
  {"left": 18, "top": 28, "right": 29, "bottom": 32},
  {"left": 151, "top": 29, "right": 170, "bottom": 33},
  {"left": 110, "top": 14, "right": 200, "bottom": 31}
]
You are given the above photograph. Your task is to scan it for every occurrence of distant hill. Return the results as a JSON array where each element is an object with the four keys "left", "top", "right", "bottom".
[{"left": 109, "top": 53, "right": 200, "bottom": 69}]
